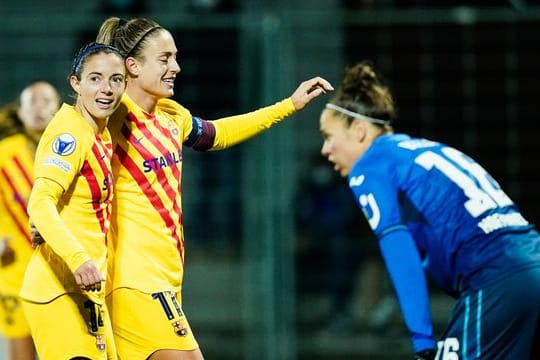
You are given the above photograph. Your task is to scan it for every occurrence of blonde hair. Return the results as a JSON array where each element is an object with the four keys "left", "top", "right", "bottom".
[{"left": 96, "top": 17, "right": 163, "bottom": 59}]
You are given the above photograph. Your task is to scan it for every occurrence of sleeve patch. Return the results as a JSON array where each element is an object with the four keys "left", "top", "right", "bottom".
[
  {"left": 52, "top": 133, "right": 76, "bottom": 156},
  {"left": 43, "top": 156, "right": 72, "bottom": 173}
]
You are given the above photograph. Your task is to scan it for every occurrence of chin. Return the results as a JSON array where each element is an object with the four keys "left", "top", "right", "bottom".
[{"left": 339, "top": 168, "right": 350, "bottom": 178}]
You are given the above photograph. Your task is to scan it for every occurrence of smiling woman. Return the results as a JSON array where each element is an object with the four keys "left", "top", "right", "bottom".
[
  {"left": 91, "top": 16, "right": 333, "bottom": 360},
  {"left": 19, "top": 42, "right": 126, "bottom": 360}
]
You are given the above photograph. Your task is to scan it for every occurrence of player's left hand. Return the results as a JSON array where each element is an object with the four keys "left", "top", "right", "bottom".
[{"left": 290, "top": 76, "right": 334, "bottom": 111}]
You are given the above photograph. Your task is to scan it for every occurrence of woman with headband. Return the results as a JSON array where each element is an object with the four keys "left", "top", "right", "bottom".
[
  {"left": 318, "top": 60, "right": 540, "bottom": 359},
  {"left": 20, "top": 42, "right": 126, "bottom": 360},
  {"left": 88, "top": 15, "right": 333, "bottom": 360}
]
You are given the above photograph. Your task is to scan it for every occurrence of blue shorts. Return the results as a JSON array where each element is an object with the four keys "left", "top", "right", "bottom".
[{"left": 437, "top": 266, "right": 540, "bottom": 359}]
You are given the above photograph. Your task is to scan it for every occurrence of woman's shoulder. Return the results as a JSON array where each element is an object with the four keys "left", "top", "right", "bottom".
[
  {"left": 0, "top": 133, "right": 26, "bottom": 152},
  {"left": 157, "top": 98, "right": 191, "bottom": 118}
]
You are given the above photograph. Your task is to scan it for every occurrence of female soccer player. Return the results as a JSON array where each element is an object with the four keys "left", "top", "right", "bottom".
[
  {"left": 95, "top": 16, "right": 333, "bottom": 360},
  {"left": 0, "top": 81, "right": 60, "bottom": 360},
  {"left": 19, "top": 42, "right": 126, "bottom": 360},
  {"left": 318, "top": 60, "right": 540, "bottom": 359}
]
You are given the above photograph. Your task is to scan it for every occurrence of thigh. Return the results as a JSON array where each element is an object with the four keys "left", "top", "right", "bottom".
[
  {"left": 22, "top": 293, "right": 116, "bottom": 360},
  {"left": 0, "top": 293, "right": 31, "bottom": 338},
  {"left": 107, "top": 288, "right": 199, "bottom": 360},
  {"left": 438, "top": 267, "right": 540, "bottom": 360}
]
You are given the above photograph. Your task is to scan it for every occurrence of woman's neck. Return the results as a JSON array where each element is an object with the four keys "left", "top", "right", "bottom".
[{"left": 126, "top": 86, "right": 158, "bottom": 114}]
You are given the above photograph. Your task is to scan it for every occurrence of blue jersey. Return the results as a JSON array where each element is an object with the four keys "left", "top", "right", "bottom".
[{"left": 348, "top": 133, "right": 540, "bottom": 351}]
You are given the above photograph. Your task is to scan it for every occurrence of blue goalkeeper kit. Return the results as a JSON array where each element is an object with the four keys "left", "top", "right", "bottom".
[{"left": 348, "top": 133, "right": 540, "bottom": 359}]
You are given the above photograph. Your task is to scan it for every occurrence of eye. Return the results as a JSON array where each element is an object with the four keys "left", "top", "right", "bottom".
[{"left": 111, "top": 75, "right": 125, "bottom": 83}]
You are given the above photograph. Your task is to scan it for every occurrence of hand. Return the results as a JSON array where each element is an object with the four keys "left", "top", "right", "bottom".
[
  {"left": 413, "top": 349, "right": 436, "bottom": 360},
  {"left": 290, "top": 76, "right": 334, "bottom": 111},
  {"left": 74, "top": 260, "right": 104, "bottom": 292},
  {"left": 29, "top": 221, "right": 45, "bottom": 248},
  {"left": 0, "top": 238, "right": 15, "bottom": 267}
]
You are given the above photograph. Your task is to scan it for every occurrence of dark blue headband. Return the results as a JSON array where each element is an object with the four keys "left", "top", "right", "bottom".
[{"left": 71, "top": 42, "right": 121, "bottom": 77}]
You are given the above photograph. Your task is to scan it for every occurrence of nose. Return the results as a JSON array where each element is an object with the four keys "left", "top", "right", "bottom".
[
  {"left": 102, "top": 81, "right": 113, "bottom": 93},
  {"left": 171, "top": 58, "right": 180, "bottom": 73},
  {"left": 321, "top": 141, "right": 330, "bottom": 158}
]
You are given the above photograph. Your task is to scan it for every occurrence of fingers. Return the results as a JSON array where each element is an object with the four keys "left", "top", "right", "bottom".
[
  {"left": 291, "top": 76, "right": 334, "bottom": 111},
  {"left": 306, "top": 76, "right": 334, "bottom": 93},
  {"left": 74, "top": 261, "right": 104, "bottom": 292}
]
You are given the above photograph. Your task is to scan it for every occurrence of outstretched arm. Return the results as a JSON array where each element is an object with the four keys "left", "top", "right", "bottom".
[{"left": 185, "top": 77, "right": 333, "bottom": 151}]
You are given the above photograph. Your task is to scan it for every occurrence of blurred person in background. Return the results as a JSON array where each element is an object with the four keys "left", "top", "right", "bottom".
[
  {"left": 317, "top": 59, "right": 540, "bottom": 359},
  {"left": 0, "top": 80, "right": 60, "bottom": 360},
  {"left": 20, "top": 42, "right": 126, "bottom": 360},
  {"left": 91, "top": 16, "right": 332, "bottom": 360}
]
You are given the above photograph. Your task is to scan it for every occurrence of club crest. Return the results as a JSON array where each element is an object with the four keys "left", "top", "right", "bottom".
[
  {"left": 95, "top": 334, "right": 106, "bottom": 351},
  {"left": 172, "top": 320, "right": 188, "bottom": 336}
]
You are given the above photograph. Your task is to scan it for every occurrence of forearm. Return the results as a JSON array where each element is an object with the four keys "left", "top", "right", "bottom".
[
  {"left": 379, "top": 230, "right": 435, "bottom": 352},
  {"left": 28, "top": 178, "right": 91, "bottom": 273},
  {"left": 210, "top": 98, "right": 296, "bottom": 150}
]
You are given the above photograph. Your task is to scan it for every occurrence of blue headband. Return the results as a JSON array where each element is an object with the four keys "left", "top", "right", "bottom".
[{"left": 71, "top": 42, "right": 121, "bottom": 77}]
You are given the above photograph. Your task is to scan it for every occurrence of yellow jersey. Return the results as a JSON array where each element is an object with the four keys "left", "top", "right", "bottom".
[
  {"left": 20, "top": 104, "right": 113, "bottom": 304},
  {"left": 0, "top": 134, "right": 35, "bottom": 295},
  {"left": 106, "top": 94, "right": 295, "bottom": 294}
]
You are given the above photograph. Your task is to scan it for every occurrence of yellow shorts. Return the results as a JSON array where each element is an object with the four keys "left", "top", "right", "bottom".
[
  {"left": 107, "top": 288, "right": 199, "bottom": 359},
  {"left": 0, "top": 293, "right": 31, "bottom": 338},
  {"left": 22, "top": 293, "right": 117, "bottom": 360}
]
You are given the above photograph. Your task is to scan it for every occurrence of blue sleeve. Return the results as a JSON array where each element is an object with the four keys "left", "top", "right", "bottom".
[{"left": 379, "top": 229, "right": 435, "bottom": 352}]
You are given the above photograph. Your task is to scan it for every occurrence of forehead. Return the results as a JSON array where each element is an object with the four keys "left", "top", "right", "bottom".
[
  {"left": 144, "top": 30, "right": 177, "bottom": 54},
  {"left": 82, "top": 52, "right": 125, "bottom": 73},
  {"left": 21, "top": 83, "right": 58, "bottom": 103},
  {"left": 320, "top": 109, "right": 347, "bottom": 131}
]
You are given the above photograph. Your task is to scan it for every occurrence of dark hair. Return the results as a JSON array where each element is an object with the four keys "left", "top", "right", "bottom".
[
  {"left": 0, "top": 102, "right": 21, "bottom": 139},
  {"left": 329, "top": 60, "right": 396, "bottom": 130},
  {"left": 96, "top": 17, "right": 163, "bottom": 59},
  {"left": 70, "top": 42, "right": 124, "bottom": 79}
]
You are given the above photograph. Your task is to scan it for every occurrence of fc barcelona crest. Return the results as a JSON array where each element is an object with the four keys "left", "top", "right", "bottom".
[
  {"left": 172, "top": 321, "right": 188, "bottom": 336},
  {"left": 96, "top": 335, "right": 106, "bottom": 351}
]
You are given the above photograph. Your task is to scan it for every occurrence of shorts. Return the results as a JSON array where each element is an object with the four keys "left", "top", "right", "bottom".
[
  {"left": 0, "top": 293, "right": 31, "bottom": 338},
  {"left": 107, "top": 288, "right": 199, "bottom": 359},
  {"left": 22, "top": 293, "right": 117, "bottom": 360},
  {"left": 438, "top": 267, "right": 540, "bottom": 359}
]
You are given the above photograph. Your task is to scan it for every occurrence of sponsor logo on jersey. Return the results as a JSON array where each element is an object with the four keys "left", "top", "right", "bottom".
[
  {"left": 349, "top": 175, "right": 365, "bottom": 187},
  {"left": 52, "top": 133, "right": 76, "bottom": 156},
  {"left": 142, "top": 150, "right": 183, "bottom": 173},
  {"left": 43, "top": 156, "right": 72, "bottom": 173}
]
